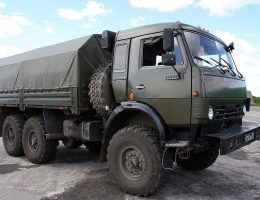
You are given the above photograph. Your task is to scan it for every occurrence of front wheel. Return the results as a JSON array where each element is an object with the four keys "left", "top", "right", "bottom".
[
  {"left": 107, "top": 125, "right": 169, "bottom": 196},
  {"left": 176, "top": 145, "right": 219, "bottom": 170}
]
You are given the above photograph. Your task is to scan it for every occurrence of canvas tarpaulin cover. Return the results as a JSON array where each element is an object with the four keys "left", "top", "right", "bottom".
[{"left": 0, "top": 34, "right": 111, "bottom": 91}]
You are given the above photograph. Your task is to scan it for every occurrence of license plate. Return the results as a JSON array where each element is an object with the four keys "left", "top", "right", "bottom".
[{"left": 245, "top": 132, "right": 255, "bottom": 143}]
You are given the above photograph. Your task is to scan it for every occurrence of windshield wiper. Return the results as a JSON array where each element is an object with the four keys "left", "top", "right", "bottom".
[
  {"left": 194, "top": 56, "right": 214, "bottom": 66},
  {"left": 220, "top": 58, "right": 236, "bottom": 77},
  {"left": 221, "top": 58, "right": 243, "bottom": 78},
  {"left": 194, "top": 56, "right": 225, "bottom": 74},
  {"left": 210, "top": 58, "right": 236, "bottom": 75}
]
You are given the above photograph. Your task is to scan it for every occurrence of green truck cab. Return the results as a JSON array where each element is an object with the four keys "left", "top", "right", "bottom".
[{"left": 0, "top": 21, "right": 259, "bottom": 196}]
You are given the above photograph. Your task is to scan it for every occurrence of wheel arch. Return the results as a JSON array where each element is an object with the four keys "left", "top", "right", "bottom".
[{"left": 100, "top": 101, "right": 168, "bottom": 162}]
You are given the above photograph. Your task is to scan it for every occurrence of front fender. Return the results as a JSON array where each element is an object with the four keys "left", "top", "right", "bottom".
[{"left": 100, "top": 101, "right": 168, "bottom": 162}]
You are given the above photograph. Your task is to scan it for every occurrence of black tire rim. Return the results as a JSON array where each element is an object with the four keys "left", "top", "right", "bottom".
[
  {"left": 28, "top": 130, "right": 39, "bottom": 152},
  {"left": 7, "top": 127, "right": 16, "bottom": 146},
  {"left": 119, "top": 145, "right": 146, "bottom": 181}
]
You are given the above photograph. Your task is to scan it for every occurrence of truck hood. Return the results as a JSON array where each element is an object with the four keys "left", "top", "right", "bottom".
[{"left": 203, "top": 72, "right": 247, "bottom": 98}]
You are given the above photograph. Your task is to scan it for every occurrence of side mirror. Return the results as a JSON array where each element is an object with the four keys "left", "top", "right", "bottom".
[
  {"left": 163, "top": 28, "right": 174, "bottom": 52},
  {"left": 162, "top": 53, "right": 176, "bottom": 66},
  {"left": 228, "top": 42, "right": 235, "bottom": 52}
]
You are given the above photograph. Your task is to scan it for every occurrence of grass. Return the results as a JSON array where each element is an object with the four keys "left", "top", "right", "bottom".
[{"left": 252, "top": 96, "right": 260, "bottom": 106}]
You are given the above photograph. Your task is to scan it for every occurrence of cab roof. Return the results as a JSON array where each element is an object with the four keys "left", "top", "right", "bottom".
[{"left": 117, "top": 21, "right": 226, "bottom": 45}]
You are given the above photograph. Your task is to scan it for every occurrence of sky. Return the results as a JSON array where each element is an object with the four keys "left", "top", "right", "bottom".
[{"left": 0, "top": 0, "right": 260, "bottom": 96}]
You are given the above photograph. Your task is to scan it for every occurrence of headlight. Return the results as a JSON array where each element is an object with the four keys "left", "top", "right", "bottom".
[
  {"left": 208, "top": 107, "right": 214, "bottom": 120},
  {"left": 242, "top": 105, "right": 247, "bottom": 114}
]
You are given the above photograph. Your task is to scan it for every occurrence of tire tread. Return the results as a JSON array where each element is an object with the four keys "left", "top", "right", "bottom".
[
  {"left": 2, "top": 114, "right": 25, "bottom": 156},
  {"left": 88, "top": 62, "right": 115, "bottom": 117},
  {"left": 23, "top": 116, "right": 58, "bottom": 164},
  {"left": 107, "top": 125, "right": 169, "bottom": 196}
]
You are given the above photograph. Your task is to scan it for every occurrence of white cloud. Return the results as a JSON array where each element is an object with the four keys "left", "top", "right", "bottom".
[
  {"left": 34, "top": 20, "right": 55, "bottom": 33},
  {"left": 215, "top": 31, "right": 260, "bottom": 96},
  {"left": 129, "top": 0, "right": 194, "bottom": 12},
  {"left": 129, "top": 0, "right": 260, "bottom": 16},
  {"left": 0, "top": 12, "right": 30, "bottom": 37},
  {"left": 84, "top": 17, "right": 100, "bottom": 29},
  {"left": 215, "top": 31, "right": 258, "bottom": 54},
  {"left": 58, "top": 1, "right": 112, "bottom": 20},
  {"left": 129, "top": 16, "right": 145, "bottom": 27},
  {"left": 43, "top": 26, "right": 55, "bottom": 33},
  {"left": 42, "top": 20, "right": 55, "bottom": 33},
  {"left": 0, "top": 45, "right": 22, "bottom": 58},
  {"left": 197, "top": 0, "right": 260, "bottom": 16},
  {"left": 0, "top": 2, "right": 6, "bottom": 8},
  {"left": 84, "top": 23, "right": 93, "bottom": 29}
]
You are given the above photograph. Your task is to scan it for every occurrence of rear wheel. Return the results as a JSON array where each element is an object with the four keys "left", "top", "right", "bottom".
[
  {"left": 22, "top": 117, "right": 58, "bottom": 164},
  {"left": 107, "top": 125, "right": 170, "bottom": 196},
  {"left": 176, "top": 145, "right": 219, "bottom": 170},
  {"left": 2, "top": 115, "right": 25, "bottom": 156}
]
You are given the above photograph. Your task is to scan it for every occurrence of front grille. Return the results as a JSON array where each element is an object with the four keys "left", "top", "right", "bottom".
[{"left": 214, "top": 104, "right": 243, "bottom": 120}]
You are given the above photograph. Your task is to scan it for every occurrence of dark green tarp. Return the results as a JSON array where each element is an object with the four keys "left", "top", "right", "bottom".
[{"left": 0, "top": 34, "right": 111, "bottom": 91}]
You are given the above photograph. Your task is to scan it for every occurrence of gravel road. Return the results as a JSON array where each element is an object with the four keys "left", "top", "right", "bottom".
[{"left": 0, "top": 107, "right": 260, "bottom": 200}]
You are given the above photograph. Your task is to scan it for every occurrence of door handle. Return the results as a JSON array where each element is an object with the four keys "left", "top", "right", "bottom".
[{"left": 135, "top": 84, "right": 145, "bottom": 90}]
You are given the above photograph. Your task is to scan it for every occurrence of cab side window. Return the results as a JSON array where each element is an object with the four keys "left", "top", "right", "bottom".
[{"left": 142, "top": 37, "right": 183, "bottom": 67}]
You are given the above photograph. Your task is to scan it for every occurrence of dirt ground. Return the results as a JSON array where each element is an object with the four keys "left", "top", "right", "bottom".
[
  {"left": 0, "top": 107, "right": 260, "bottom": 200},
  {"left": 45, "top": 142, "right": 260, "bottom": 200}
]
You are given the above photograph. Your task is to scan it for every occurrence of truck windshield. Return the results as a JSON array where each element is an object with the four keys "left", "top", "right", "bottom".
[{"left": 184, "top": 31, "right": 238, "bottom": 73}]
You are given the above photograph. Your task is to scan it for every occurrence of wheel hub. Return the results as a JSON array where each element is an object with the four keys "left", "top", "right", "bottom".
[
  {"left": 29, "top": 131, "right": 39, "bottom": 152},
  {"left": 120, "top": 146, "right": 146, "bottom": 180},
  {"left": 7, "top": 128, "right": 15, "bottom": 146}
]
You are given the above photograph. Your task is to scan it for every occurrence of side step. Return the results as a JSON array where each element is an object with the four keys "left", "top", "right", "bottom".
[{"left": 165, "top": 140, "right": 190, "bottom": 148}]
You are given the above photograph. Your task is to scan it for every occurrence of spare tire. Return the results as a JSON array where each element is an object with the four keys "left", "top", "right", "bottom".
[{"left": 88, "top": 62, "right": 115, "bottom": 117}]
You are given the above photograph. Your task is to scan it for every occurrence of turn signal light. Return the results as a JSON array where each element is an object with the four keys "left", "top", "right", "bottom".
[
  {"left": 193, "top": 91, "right": 199, "bottom": 97},
  {"left": 129, "top": 92, "right": 136, "bottom": 101}
]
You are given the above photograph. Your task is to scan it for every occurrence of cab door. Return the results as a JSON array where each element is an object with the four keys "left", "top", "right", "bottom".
[
  {"left": 112, "top": 39, "right": 130, "bottom": 102},
  {"left": 128, "top": 32, "right": 191, "bottom": 125}
]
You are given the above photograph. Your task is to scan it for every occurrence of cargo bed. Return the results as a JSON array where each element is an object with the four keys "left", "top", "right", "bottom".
[{"left": 0, "top": 35, "right": 111, "bottom": 114}]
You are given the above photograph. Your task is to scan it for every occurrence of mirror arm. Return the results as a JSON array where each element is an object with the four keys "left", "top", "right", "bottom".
[{"left": 166, "top": 52, "right": 181, "bottom": 79}]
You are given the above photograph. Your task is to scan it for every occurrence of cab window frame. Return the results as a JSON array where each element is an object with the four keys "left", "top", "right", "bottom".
[{"left": 139, "top": 34, "right": 184, "bottom": 69}]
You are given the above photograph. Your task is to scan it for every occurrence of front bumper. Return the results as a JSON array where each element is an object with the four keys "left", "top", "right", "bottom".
[{"left": 207, "top": 121, "right": 260, "bottom": 155}]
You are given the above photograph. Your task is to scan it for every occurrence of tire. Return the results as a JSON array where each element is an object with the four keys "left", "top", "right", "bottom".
[
  {"left": 88, "top": 62, "right": 115, "bottom": 117},
  {"left": 0, "top": 108, "right": 9, "bottom": 137},
  {"left": 62, "top": 138, "right": 82, "bottom": 148},
  {"left": 2, "top": 115, "right": 25, "bottom": 156},
  {"left": 85, "top": 141, "right": 101, "bottom": 153},
  {"left": 107, "top": 125, "right": 170, "bottom": 196},
  {"left": 22, "top": 117, "right": 58, "bottom": 164},
  {"left": 176, "top": 145, "right": 219, "bottom": 170}
]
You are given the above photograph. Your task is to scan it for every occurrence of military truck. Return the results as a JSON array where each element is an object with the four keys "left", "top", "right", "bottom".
[{"left": 0, "top": 22, "right": 259, "bottom": 196}]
